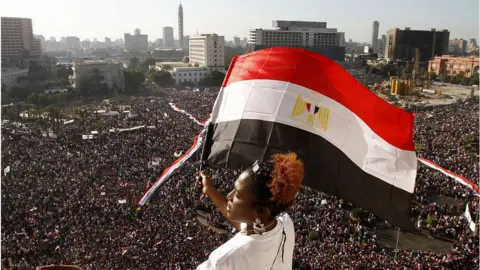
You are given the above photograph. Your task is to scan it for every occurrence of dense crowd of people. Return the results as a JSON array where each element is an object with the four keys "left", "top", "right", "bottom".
[{"left": 1, "top": 83, "right": 478, "bottom": 269}]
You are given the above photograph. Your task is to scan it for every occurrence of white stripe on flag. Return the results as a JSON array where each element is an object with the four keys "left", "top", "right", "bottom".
[{"left": 213, "top": 79, "right": 417, "bottom": 193}]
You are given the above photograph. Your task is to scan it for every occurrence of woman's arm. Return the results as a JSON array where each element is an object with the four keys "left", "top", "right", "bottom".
[{"left": 198, "top": 172, "right": 241, "bottom": 232}]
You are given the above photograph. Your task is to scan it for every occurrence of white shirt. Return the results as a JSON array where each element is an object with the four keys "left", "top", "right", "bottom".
[{"left": 197, "top": 213, "right": 295, "bottom": 270}]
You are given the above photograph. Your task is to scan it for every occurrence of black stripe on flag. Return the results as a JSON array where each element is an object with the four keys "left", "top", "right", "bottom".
[{"left": 205, "top": 119, "right": 414, "bottom": 230}]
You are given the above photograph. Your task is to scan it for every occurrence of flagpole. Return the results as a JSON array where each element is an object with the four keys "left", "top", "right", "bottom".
[
  {"left": 394, "top": 227, "right": 400, "bottom": 262},
  {"left": 199, "top": 123, "right": 214, "bottom": 171}
]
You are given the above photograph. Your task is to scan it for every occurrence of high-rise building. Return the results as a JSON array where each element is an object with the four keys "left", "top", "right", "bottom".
[
  {"left": 189, "top": 34, "right": 225, "bottom": 69},
  {"left": 124, "top": 29, "right": 148, "bottom": 52},
  {"left": 385, "top": 28, "right": 449, "bottom": 62},
  {"left": 1, "top": 17, "right": 41, "bottom": 64},
  {"left": 381, "top": 35, "right": 386, "bottom": 53},
  {"left": 234, "top": 36, "right": 241, "bottom": 47},
  {"left": 178, "top": 2, "right": 184, "bottom": 49},
  {"left": 163, "top": 26, "right": 175, "bottom": 48},
  {"left": 247, "top": 20, "right": 345, "bottom": 61},
  {"left": 184, "top": 35, "right": 189, "bottom": 51},
  {"left": 241, "top": 37, "right": 248, "bottom": 48},
  {"left": 66, "top": 36, "right": 81, "bottom": 50},
  {"left": 371, "top": 21, "right": 379, "bottom": 52},
  {"left": 448, "top": 39, "right": 467, "bottom": 55},
  {"left": 134, "top": 28, "right": 141, "bottom": 35},
  {"left": 34, "top": 35, "right": 46, "bottom": 51}
]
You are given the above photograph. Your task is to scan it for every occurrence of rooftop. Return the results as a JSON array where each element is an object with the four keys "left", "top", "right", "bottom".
[
  {"left": 73, "top": 60, "right": 122, "bottom": 65},
  {"left": 155, "top": 62, "right": 190, "bottom": 68}
]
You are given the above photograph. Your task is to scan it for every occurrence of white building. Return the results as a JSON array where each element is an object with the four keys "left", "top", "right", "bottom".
[
  {"left": 124, "top": 29, "right": 148, "bottom": 53},
  {"left": 249, "top": 21, "right": 345, "bottom": 48},
  {"left": 71, "top": 60, "right": 124, "bottom": 90},
  {"left": 189, "top": 34, "right": 225, "bottom": 70},
  {"left": 247, "top": 20, "right": 345, "bottom": 61},
  {"left": 170, "top": 66, "right": 212, "bottom": 85},
  {"left": 1, "top": 67, "right": 29, "bottom": 91}
]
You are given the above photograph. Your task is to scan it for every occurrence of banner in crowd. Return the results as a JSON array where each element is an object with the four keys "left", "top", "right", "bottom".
[
  {"left": 417, "top": 157, "right": 479, "bottom": 196},
  {"left": 4, "top": 166, "right": 10, "bottom": 176},
  {"left": 117, "top": 125, "right": 146, "bottom": 132},
  {"left": 201, "top": 47, "right": 417, "bottom": 230},
  {"left": 464, "top": 203, "right": 476, "bottom": 232},
  {"left": 137, "top": 102, "right": 211, "bottom": 205},
  {"left": 137, "top": 129, "right": 206, "bottom": 206},
  {"left": 169, "top": 103, "right": 205, "bottom": 126}
]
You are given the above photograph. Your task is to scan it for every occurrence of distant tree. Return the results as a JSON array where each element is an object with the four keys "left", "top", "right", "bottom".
[
  {"left": 199, "top": 71, "right": 226, "bottom": 86},
  {"left": 183, "top": 56, "right": 190, "bottom": 63},
  {"left": 129, "top": 57, "right": 140, "bottom": 69},
  {"left": 124, "top": 69, "right": 145, "bottom": 94},
  {"left": 152, "top": 71, "right": 173, "bottom": 86},
  {"left": 162, "top": 64, "right": 173, "bottom": 71},
  {"left": 450, "top": 76, "right": 459, "bottom": 84},
  {"left": 470, "top": 72, "right": 479, "bottom": 85},
  {"left": 461, "top": 77, "right": 470, "bottom": 85},
  {"left": 439, "top": 73, "right": 450, "bottom": 83},
  {"left": 194, "top": 63, "right": 199, "bottom": 67},
  {"left": 456, "top": 71, "right": 466, "bottom": 80},
  {"left": 138, "top": 58, "right": 157, "bottom": 73},
  {"left": 27, "top": 93, "right": 39, "bottom": 105},
  {"left": 37, "top": 93, "right": 49, "bottom": 106},
  {"left": 56, "top": 66, "right": 72, "bottom": 80}
]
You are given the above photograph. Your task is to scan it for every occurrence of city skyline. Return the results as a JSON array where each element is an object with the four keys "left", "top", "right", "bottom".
[{"left": 2, "top": 0, "right": 479, "bottom": 42}]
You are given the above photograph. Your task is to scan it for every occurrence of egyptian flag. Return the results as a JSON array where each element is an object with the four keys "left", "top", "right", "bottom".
[{"left": 202, "top": 47, "right": 417, "bottom": 229}]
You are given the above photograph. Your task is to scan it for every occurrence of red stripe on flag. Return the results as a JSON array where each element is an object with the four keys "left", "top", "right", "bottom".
[{"left": 222, "top": 47, "right": 414, "bottom": 151}]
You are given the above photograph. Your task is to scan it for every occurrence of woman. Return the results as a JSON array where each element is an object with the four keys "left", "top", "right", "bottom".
[{"left": 196, "top": 152, "right": 304, "bottom": 270}]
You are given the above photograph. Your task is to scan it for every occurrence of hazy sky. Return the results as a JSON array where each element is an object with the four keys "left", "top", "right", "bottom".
[{"left": 2, "top": 0, "right": 479, "bottom": 42}]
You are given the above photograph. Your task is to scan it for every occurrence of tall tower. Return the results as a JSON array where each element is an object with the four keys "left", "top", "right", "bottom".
[
  {"left": 371, "top": 21, "right": 379, "bottom": 53},
  {"left": 178, "top": 2, "right": 184, "bottom": 49}
]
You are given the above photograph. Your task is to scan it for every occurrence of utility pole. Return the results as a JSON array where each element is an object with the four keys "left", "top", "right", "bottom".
[{"left": 394, "top": 228, "right": 400, "bottom": 262}]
